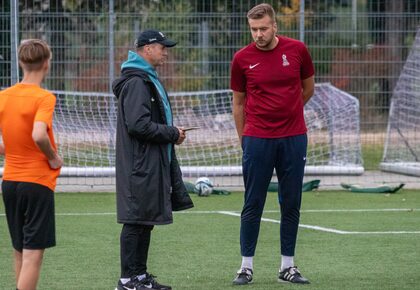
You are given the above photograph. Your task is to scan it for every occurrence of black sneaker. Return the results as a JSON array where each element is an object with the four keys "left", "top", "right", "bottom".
[
  {"left": 137, "top": 273, "right": 172, "bottom": 290},
  {"left": 232, "top": 267, "right": 253, "bottom": 285},
  {"left": 278, "top": 266, "right": 310, "bottom": 284},
  {"left": 115, "top": 278, "right": 141, "bottom": 290}
]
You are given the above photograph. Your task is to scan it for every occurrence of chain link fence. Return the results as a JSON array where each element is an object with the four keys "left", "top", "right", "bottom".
[{"left": 1, "top": 0, "right": 420, "bottom": 190}]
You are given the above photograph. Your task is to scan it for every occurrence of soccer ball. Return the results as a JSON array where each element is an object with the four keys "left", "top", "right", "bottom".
[{"left": 194, "top": 177, "right": 214, "bottom": 196}]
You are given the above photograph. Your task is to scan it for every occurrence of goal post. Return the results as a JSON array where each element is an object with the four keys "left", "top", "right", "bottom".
[{"left": 380, "top": 29, "right": 420, "bottom": 177}]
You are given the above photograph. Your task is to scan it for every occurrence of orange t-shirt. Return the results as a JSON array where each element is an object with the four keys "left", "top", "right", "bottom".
[{"left": 0, "top": 83, "right": 60, "bottom": 191}]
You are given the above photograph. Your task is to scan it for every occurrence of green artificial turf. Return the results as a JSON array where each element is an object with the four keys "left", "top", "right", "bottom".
[{"left": 1, "top": 190, "right": 419, "bottom": 289}]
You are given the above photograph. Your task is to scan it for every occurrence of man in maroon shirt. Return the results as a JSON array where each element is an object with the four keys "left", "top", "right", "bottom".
[{"left": 231, "top": 3, "right": 315, "bottom": 285}]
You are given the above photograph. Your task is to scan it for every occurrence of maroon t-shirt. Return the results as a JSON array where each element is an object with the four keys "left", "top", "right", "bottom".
[{"left": 230, "top": 35, "right": 315, "bottom": 138}]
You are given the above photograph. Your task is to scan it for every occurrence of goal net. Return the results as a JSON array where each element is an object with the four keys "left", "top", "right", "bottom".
[
  {"left": 48, "top": 83, "right": 363, "bottom": 184},
  {"left": 304, "top": 83, "right": 363, "bottom": 175},
  {"left": 380, "top": 30, "right": 420, "bottom": 177}
]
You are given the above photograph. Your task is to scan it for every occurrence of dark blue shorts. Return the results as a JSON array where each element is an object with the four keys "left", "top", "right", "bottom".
[{"left": 2, "top": 181, "right": 56, "bottom": 251}]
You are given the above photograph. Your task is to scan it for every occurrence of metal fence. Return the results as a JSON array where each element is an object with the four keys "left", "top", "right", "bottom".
[{"left": 1, "top": 0, "right": 420, "bottom": 190}]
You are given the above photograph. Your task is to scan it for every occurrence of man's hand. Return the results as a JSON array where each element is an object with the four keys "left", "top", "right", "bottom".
[
  {"left": 176, "top": 127, "right": 186, "bottom": 145},
  {"left": 48, "top": 153, "right": 63, "bottom": 169}
]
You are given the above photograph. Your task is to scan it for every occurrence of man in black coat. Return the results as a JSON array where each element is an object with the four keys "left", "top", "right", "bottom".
[{"left": 112, "top": 29, "right": 194, "bottom": 290}]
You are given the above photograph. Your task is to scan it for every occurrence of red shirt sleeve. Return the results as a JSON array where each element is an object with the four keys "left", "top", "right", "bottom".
[
  {"left": 300, "top": 44, "right": 315, "bottom": 80},
  {"left": 230, "top": 53, "right": 246, "bottom": 92}
]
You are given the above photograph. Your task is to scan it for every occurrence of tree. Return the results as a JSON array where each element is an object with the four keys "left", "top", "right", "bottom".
[
  {"left": 367, "top": 0, "right": 408, "bottom": 111},
  {"left": 18, "top": 0, "right": 76, "bottom": 90},
  {"left": 385, "top": 0, "right": 404, "bottom": 90}
]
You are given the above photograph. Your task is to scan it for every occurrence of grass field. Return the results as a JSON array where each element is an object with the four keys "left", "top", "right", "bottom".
[
  {"left": 1, "top": 190, "right": 420, "bottom": 290},
  {"left": 361, "top": 143, "right": 384, "bottom": 170}
]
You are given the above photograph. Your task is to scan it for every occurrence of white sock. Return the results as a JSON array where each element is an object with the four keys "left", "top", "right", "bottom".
[
  {"left": 241, "top": 256, "right": 253, "bottom": 270},
  {"left": 120, "top": 278, "right": 130, "bottom": 284},
  {"left": 136, "top": 274, "right": 147, "bottom": 281},
  {"left": 280, "top": 255, "right": 294, "bottom": 271}
]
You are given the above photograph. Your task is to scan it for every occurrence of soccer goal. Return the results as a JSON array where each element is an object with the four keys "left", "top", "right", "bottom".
[
  {"left": 45, "top": 83, "right": 363, "bottom": 179},
  {"left": 304, "top": 83, "right": 363, "bottom": 175},
  {"left": 380, "top": 29, "right": 420, "bottom": 177}
]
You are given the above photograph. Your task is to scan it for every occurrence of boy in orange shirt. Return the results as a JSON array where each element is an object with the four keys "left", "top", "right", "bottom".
[{"left": 0, "top": 39, "right": 63, "bottom": 290}]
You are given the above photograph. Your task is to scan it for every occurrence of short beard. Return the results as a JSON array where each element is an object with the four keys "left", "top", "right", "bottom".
[{"left": 255, "top": 35, "right": 276, "bottom": 50}]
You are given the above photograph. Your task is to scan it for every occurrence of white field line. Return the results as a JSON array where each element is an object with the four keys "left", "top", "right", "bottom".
[
  {"left": 177, "top": 208, "right": 420, "bottom": 213},
  {"left": 217, "top": 211, "right": 420, "bottom": 235},
  {"left": 218, "top": 211, "right": 348, "bottom": 234},
  {"left": 0, "top": 208, "right": 419, "bottom": 217}
]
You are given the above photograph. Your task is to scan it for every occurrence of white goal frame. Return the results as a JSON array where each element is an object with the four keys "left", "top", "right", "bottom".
[{"left": 380, "top": 29, "right": 420, "bottom": 177}]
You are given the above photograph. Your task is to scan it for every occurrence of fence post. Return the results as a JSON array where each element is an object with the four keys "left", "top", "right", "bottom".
[
  {"left": 10, "top": 0, "right": 19, "bottom": 84},
  {"left": 299, "top": 0, "right": 305, "bottom": 42},
  {"left": 200, "top": 21, "right": 209, "bottom": 89},
  {"left": 109, "top": 0, "right": 115, "bottom": 93},
  {"left": 352, "top": 0, "right": 357, "bottom": 46},
  {"left": 108, "top": 0, "right": 116, "bottom": 166}
]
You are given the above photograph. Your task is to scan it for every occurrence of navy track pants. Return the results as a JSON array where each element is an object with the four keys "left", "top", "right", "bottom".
[{"left": 240, "top": 134, "right": 307, "bottom": 257}]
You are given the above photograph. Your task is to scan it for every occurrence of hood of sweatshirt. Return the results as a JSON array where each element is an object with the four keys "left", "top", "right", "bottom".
[
  {"left": 112, "top": 51, "right": 156, "bottom": 99},
  {"left": 121, "top": 50, "right": 157, "bottom": 78}
]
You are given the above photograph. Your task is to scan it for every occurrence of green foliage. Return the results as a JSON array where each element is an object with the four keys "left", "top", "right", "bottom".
[
  {"left": 113, "top": 0, "right": 208, "bottom": 91},
  {"left": 0, "top": 1, "right": 11, "bottom": 87}
]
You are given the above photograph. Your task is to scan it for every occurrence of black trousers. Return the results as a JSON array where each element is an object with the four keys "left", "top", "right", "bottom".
[{"left": 120, "top": 224, "right": 154, "bottom": 278}]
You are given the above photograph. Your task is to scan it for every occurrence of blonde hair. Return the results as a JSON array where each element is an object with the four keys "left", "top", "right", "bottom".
[
  {"left": 247, "top": 3, "right": 276, "bottom": 22},
  {"left": 18, "top": 39, "right": 51, "bottom": 71}
]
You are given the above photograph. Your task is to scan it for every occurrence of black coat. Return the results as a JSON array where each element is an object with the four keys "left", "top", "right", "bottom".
[{"left": 112, "top": 68, "right": 193, "bottom": 225}]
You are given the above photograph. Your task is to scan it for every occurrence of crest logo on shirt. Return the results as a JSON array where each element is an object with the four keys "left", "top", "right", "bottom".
[{"left": 282, "top": 54, "right": 290, "bottom": 66}]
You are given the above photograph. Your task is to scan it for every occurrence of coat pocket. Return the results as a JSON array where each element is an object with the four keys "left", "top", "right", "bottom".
[{"left": 132, "top": 141, "right": 149, "bottom": 177}]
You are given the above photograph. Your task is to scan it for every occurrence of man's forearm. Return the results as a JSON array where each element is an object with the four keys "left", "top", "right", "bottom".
[
  {"left": 34, "top": 136, "right": 58, "bottom": 160},
  {"left": 233, "top": 104, "right": 245, "bottom": 141},
  {"left": 301, "top": 76, "right": 315, "bottom": 105}
]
